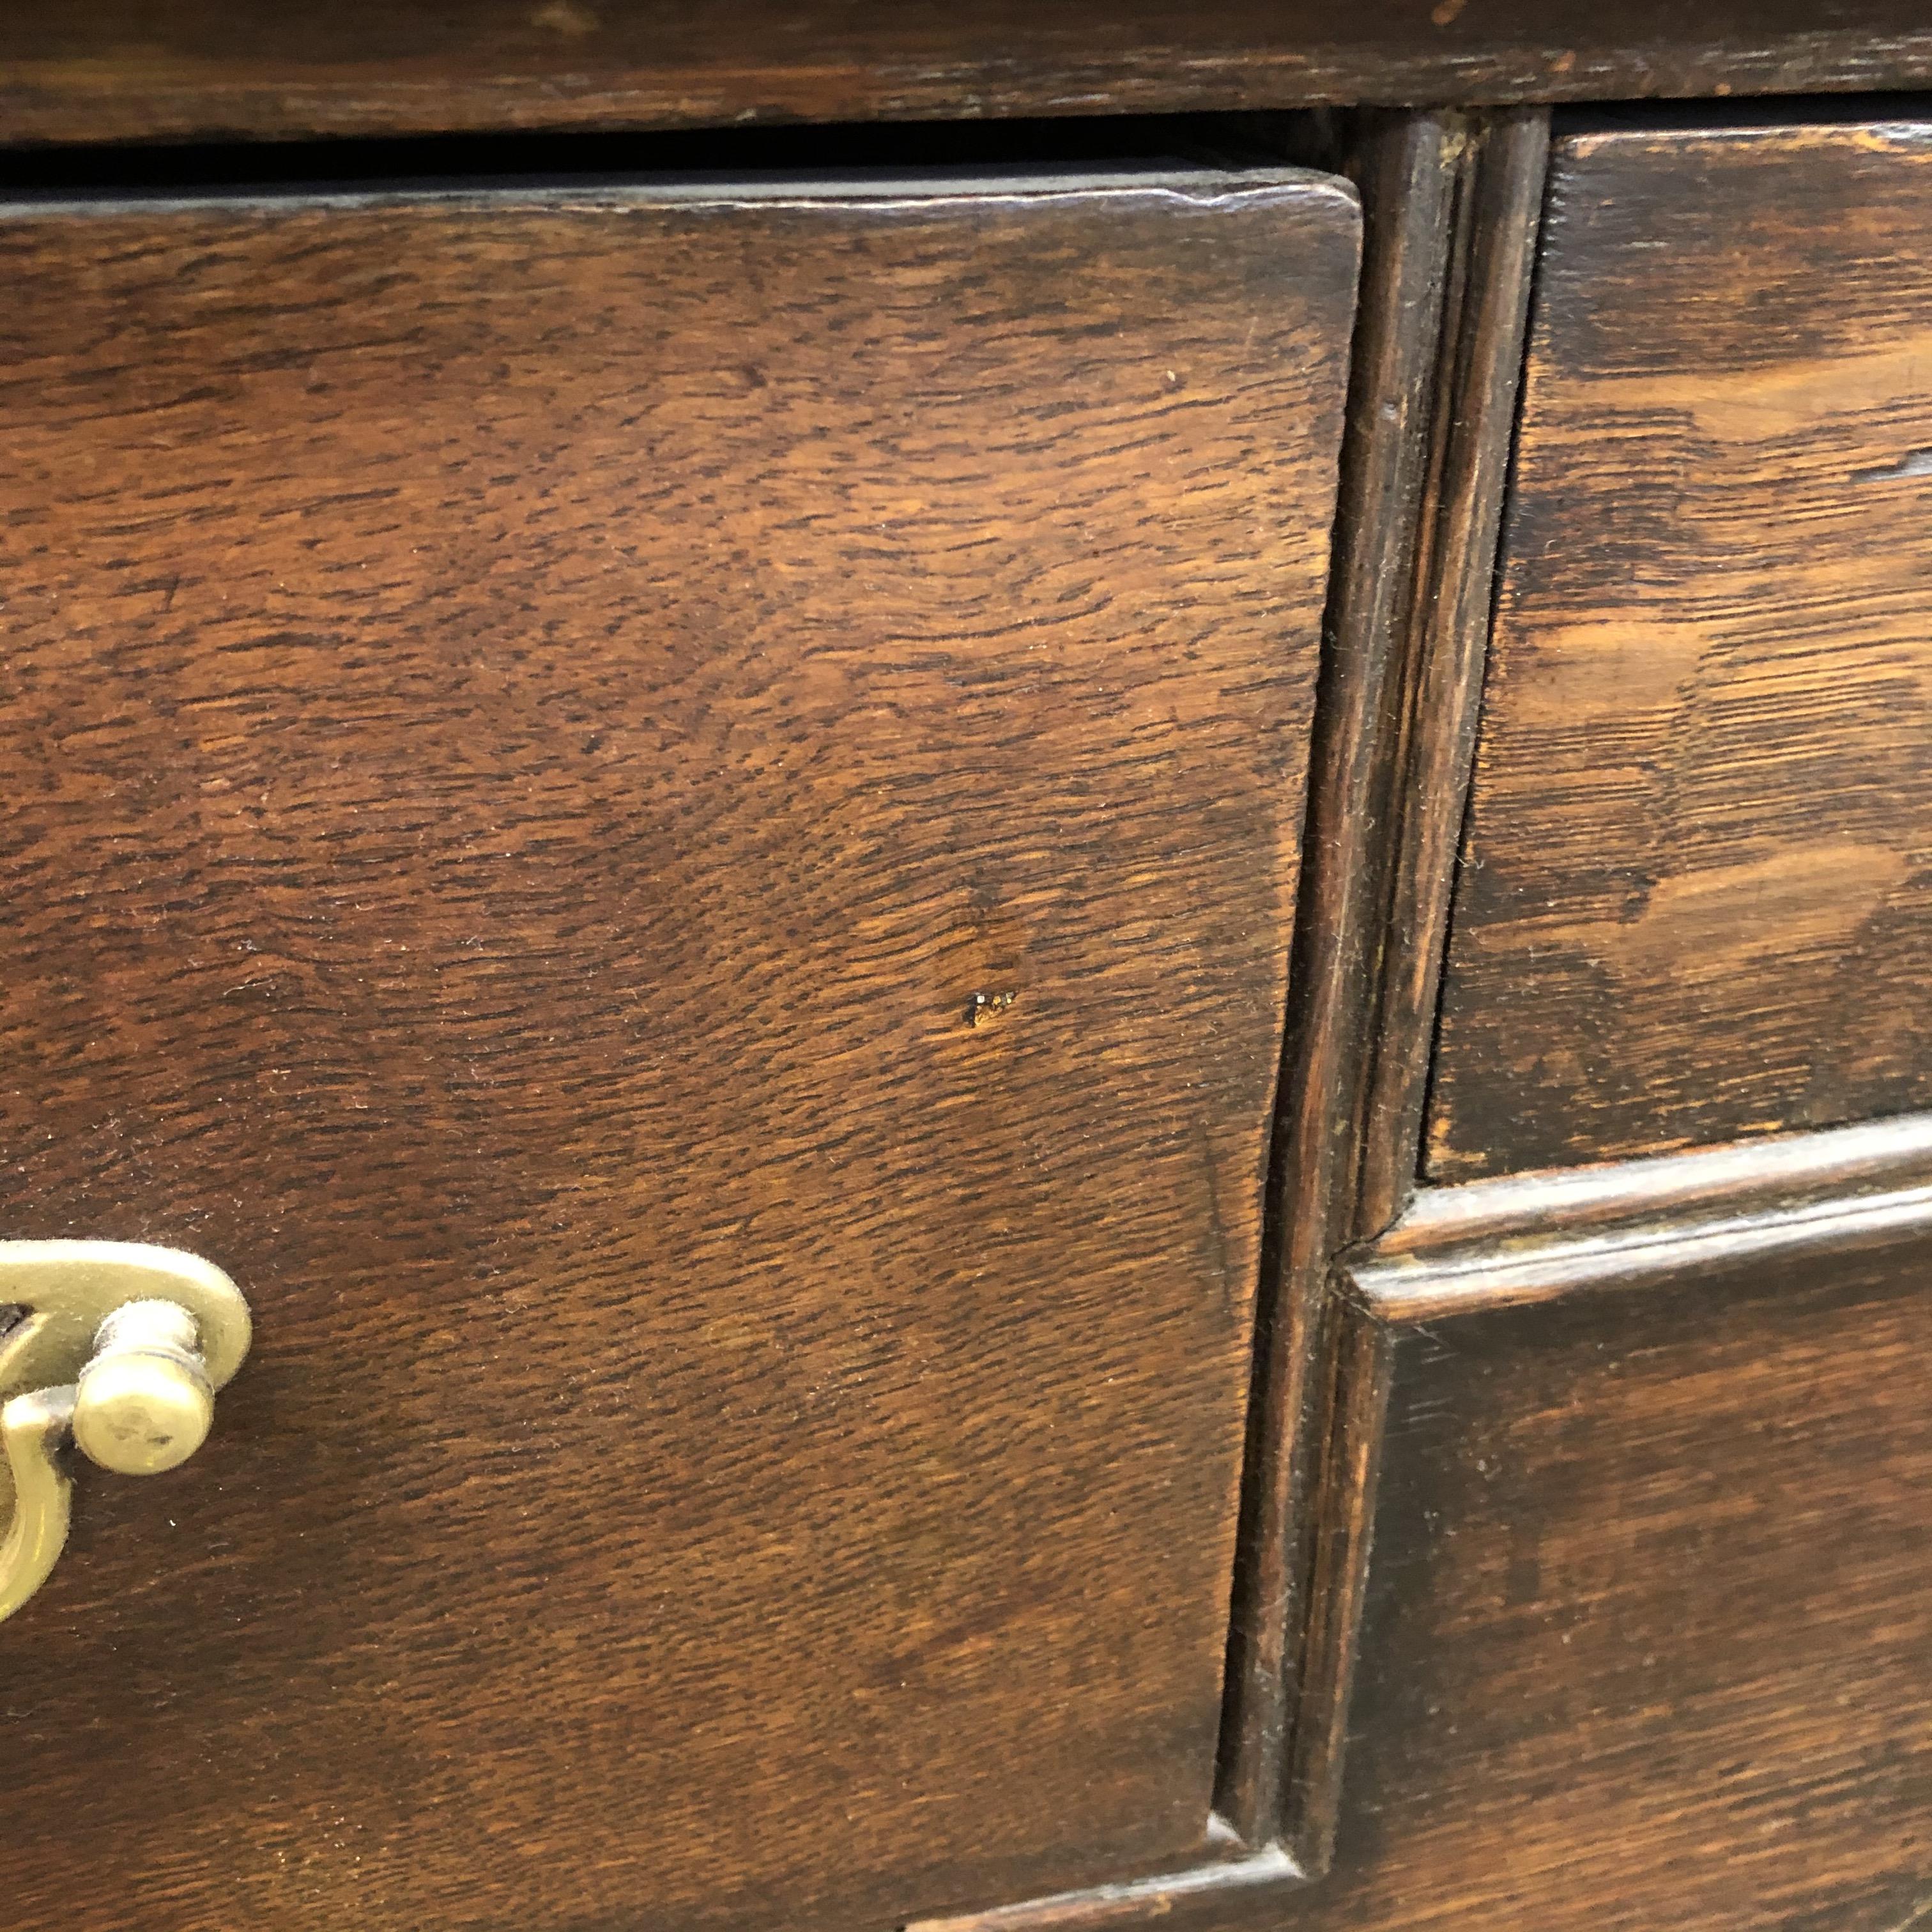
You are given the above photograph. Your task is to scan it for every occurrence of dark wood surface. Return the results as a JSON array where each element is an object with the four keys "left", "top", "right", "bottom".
[
  {"left": 1215, "top": 109, "right": 1464, "bottom": 1857},
  {"left": 1343, "top": 109, "right": 1545, "bottom": 1239},
  {"left": 0, "top": 170, "right": 1358, "bottom": 1932},
  {"left": 1215, "top": 105, "right": 1545, "bottom": 1860},
  {"left": 1305, "top": 1117, "right": 1932, "bottom": 1932},
  {"left": 1430, "top": 119, "right": 1932, "bottom": 1180},
  {"left": 6, "top": 4, "right": 1932, "bottom": 146}
]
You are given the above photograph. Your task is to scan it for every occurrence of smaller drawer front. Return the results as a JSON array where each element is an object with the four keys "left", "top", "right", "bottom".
[
  {"left": 1304, "top": 1172, "right": 1932, "bottom": 1932},
  {"left": 1429, "top": 121, "right": 1932, "bottom": 1179}
]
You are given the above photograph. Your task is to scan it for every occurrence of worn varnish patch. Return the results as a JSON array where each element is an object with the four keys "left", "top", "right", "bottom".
[
  {"left": 1428, "top": 120, "right": 1932, "bottom": 1177},
  {"left": 0, "top": 174, "right": 1357, "bottom": 1932}
]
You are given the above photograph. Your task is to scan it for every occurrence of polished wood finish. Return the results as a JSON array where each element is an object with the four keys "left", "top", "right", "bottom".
[
  {"left": 1386, "top": 1107, "right": 1932, "bottom": 1271},
  {"left": 0, "top": 171, "right": 1358, "bottom": 1932},
  {"left": 1302, "top": 1116, "right": 1932, "bottom": 1932},
  {"left": 5, "top": 5, "right": 1932, "bottom": 146},
  {"left": 1216, "top": 106, "right": 1546, "bottom": 1860},
  {"left": 1430, "top": 120, "right": 1932, "bottom": 1180}
]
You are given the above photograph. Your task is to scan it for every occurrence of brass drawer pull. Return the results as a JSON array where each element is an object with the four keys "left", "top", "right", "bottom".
[{"left": 0, "top": 1244, "right": 250, "bottom": 1625}]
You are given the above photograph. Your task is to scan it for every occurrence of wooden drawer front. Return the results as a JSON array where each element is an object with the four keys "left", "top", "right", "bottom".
[
  {"left": 1429, "top": 121, "right": 1932, "bottom": 1179},
  {"left": 0, "top": 174, "right": 1358, "bottom": 1931},
  {"left": 1305, "top": 1133, "right": 1932, "bottom": 1932}
]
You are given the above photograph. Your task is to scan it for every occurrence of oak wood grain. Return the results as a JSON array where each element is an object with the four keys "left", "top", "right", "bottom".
[
  {"left": 1430, "top": 119, "right": 1932, "bottom": 1179},
  {"left": 1303, "top": 1121, "right": 1932, "bottom": 1932},
  {"left": 0, "top": 171, "right": 1357, "bottom": 1932},
  {"left": 5, "top": 4, "right": 1932, "bottom": 145}
]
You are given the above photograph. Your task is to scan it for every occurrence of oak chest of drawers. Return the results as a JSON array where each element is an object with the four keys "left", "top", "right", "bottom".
[{"left": 1, "top": 12, "right": 1929, "bottom": 1932}]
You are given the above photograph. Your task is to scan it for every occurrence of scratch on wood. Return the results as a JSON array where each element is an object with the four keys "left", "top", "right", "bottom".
[{"left": 1852, "top": 447, "right": 1932, "bottom": 482}]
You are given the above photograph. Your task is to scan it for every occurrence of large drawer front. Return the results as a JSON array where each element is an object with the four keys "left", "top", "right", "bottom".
[
  {"left": 1428, "top": 121, "right": 1932, "bottom": 1178},
  {"left": 0, "top": 174, "right": 1358, "bottom": 1929}
]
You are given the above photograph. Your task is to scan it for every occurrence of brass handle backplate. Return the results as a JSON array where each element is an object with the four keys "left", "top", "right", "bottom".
[{"left": 0, "top": 1243, "right": 250, "bottom": 1625}]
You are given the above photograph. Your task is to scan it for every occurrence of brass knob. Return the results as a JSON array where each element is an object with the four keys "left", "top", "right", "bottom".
[
  {"left": 0, "top": 1243, "right": 251, "bottom": 1623},
  {"left": 73, "top": 1300, "right": 216, "bottom": 1476}
]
